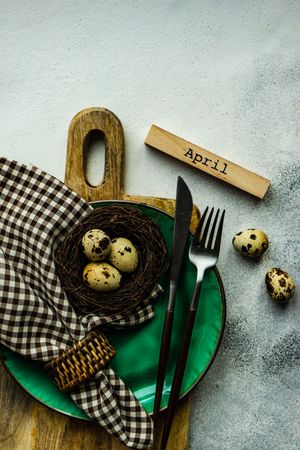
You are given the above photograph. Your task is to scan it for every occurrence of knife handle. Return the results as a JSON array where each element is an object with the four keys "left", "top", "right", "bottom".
[
  {"left": 160, "top": 306, "right": 197, "bottom": 450},
  {"left": 160, "top": 279, "right": 202, "bottom": 450},
  {"left": 153, "top": 309, "right": 174, "bottom": 424}
]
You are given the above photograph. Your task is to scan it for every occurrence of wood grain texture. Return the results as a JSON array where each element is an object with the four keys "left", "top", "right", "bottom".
[
  {"left": 0, "top": 108, "right": 199, "bottom": 450},
  {"left": 65, "top": 107, "right": 125, "bottom": 201},
  {"left": 145, "top": 124, "right": 271, "bottom": 199}
]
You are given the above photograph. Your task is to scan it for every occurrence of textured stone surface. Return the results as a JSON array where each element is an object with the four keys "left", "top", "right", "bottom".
[{"left": 1, "top": 1, "right": 299, "bottom": 449}]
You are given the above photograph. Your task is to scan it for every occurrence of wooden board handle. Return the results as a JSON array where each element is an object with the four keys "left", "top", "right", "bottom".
[{"left": 65, "top": 107, "right": 124, "bottom": 201}]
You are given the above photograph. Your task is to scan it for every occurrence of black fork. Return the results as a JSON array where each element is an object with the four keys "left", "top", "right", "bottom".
[{"left": 160, "top": 207, "right": 225, "bottom": 450}]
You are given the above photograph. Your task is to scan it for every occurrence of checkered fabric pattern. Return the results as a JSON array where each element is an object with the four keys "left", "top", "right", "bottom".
[{"left": 0, "top": 158, "right": 156, "bottom": 449}]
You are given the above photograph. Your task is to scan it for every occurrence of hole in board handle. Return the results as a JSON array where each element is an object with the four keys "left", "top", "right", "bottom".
[{"left": 83, "top": 130, "right": 105, "bottom": 187}]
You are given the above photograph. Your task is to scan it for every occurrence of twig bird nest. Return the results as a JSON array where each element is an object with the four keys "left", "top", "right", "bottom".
[{"left": 54, "top": 204, "right": 169, "bottom": 316}]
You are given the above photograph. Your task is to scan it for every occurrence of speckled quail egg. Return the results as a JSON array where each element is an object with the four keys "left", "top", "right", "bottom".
[
  {"left": 232, "top": 228, "right": 269, "bottom": 258},
  {"left": 83, "top": 262, "right": 122, "bottom": 292},
  {"left": 265, "top": 268, "right": 295, "bottom": 304},
  {"left": 82, "top": 229, "right": 111, "bottom": 261},
  {"left": 107, "top": 237, "right": 139, "bottom": 273}
]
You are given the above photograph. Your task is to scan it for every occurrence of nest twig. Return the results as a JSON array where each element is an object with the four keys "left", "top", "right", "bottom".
[{"left": 54, "top": 204, "right": 169, "bottom": 316}]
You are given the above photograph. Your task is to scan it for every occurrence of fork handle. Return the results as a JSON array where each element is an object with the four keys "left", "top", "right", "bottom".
[{"left": 160, "top": 281, "right": 202, "bottom": 450}]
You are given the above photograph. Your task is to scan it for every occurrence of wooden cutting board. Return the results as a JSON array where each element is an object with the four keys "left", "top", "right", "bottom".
[
  {"left": 65, "top": 107, "right": 200, "bottom": 450},
  {"left": 0, "top": 107, "right": 200, "bottom": 450}
]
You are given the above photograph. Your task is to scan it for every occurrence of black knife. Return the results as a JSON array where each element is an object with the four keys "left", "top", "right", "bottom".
[{"left": 153, "top": 176, "right": 193, "bottom": 424}]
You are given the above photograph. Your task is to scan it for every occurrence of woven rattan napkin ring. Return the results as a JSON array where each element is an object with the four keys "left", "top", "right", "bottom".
[{"left": 45, "top": 330, "right": 116, "bottom": 392}]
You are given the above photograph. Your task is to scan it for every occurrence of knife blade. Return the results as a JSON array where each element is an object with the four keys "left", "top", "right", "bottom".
[
  {"left": 167, "top": 176, "right": 193, "bottom": 309},
  {"left": 153, "top": 175, "right": 193, "bottom": 423}
]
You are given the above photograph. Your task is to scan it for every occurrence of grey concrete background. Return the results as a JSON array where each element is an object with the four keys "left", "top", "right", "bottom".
[{"left": 1, "top": 1, "right": 299, "bottom": 449}]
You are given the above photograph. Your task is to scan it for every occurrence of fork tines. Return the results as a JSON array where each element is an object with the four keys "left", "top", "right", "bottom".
[{"left": 193, "top": 206, "right": 225, "bottom": 253}]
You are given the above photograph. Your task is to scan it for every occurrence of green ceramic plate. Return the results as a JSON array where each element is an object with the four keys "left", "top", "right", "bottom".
[{"left": 1, "top": 201, "right": 225, "bottom": 419}]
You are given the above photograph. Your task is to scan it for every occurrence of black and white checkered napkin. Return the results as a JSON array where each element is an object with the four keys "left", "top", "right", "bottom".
[{"left": 0, "top": 158, "right": 156, "bottom": 449}]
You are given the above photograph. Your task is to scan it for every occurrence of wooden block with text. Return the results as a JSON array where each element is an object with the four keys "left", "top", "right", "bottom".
[{"left": 145, "top": 125, "right": 270, "bottom": 199}]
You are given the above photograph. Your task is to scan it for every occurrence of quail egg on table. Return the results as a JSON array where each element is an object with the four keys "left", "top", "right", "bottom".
[
  {"left": 83, "top": 262, "right": 122, "bottom": 291},
  {"left": 82, "top": 229, "right": 111, "bottom": 261},
  {"left": 265, "top": 268, "right": 295, "bottom": 304},
  {"left": 108, "top": 237, "right": 139, "bottom": 273},
  {"left": 232, "top": 228, "right": 269, "bottom": 258}
]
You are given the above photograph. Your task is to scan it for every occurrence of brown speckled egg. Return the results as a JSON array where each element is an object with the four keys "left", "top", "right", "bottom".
[
  {"left": 83, "top": 262, "right": 121, "bottom": 291},
  {"left": 232, "top": 228, "right": 269, "bottom": 258},
  {"left": 108, "top": 237, "right": 138, "bottom": 273},
  {"left": 82, "top": 229, "right": 111, "bottom": 261},
  {"left": 265, "top": 268, "right": 295, "bottom": 304}
]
